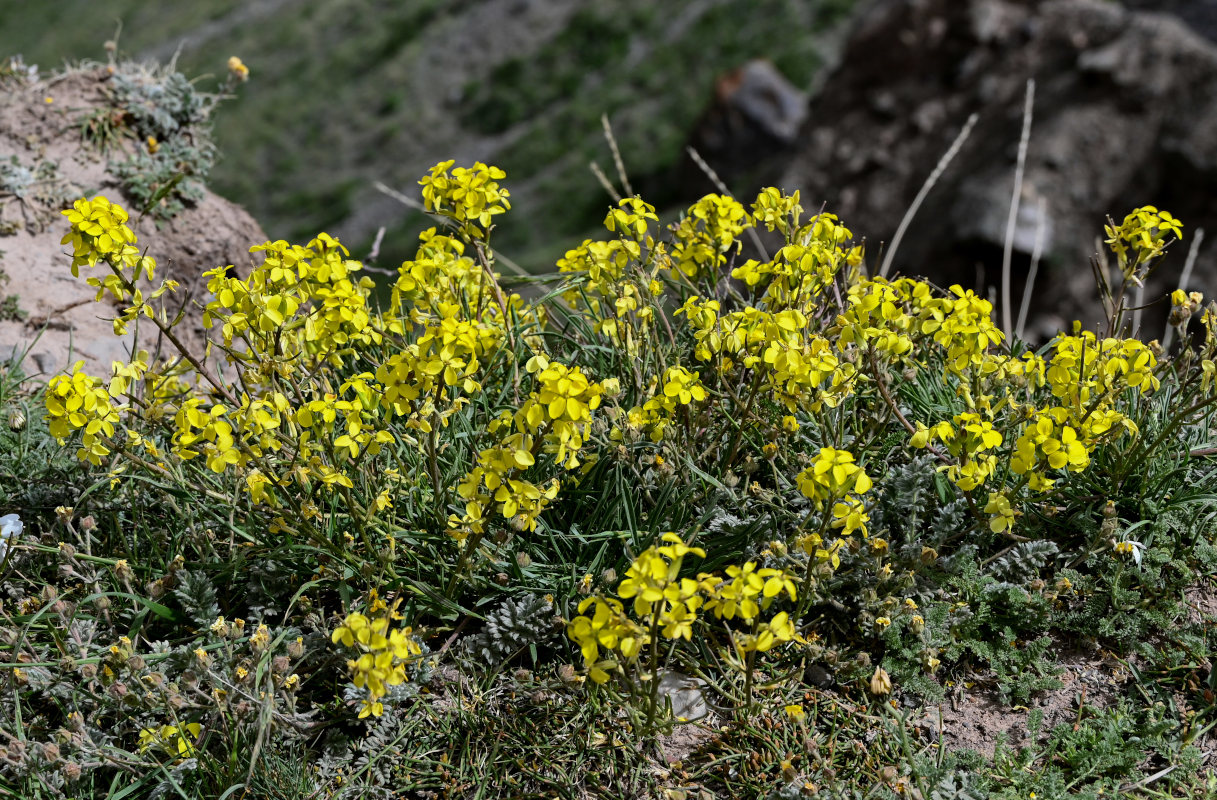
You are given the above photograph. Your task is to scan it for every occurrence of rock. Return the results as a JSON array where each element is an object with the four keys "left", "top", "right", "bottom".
[
  {"left": 683, "top": 59, "right": 808, "bottom": 196},
  {"left": 804, "top": 662, "right": 836, "bottom": 688},
  {"left": 773, "top": 0, "right": 1217, "bottom": 339},
  {"left": 657, "top": 669, "right": 709, "bottom": 722},
  {"left": 0, "top": 66, "right": 265, "bottom": 377}
]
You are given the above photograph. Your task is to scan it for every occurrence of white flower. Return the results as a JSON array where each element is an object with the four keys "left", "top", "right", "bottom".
[{"left": 0, "top": 513, "right": 23, "bottom": 563}]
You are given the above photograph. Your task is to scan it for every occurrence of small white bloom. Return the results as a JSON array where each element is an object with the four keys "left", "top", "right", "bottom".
[
  {"left": 0, "top": 514, "right": 21, "bottom": 541},
  {"left": 0, "top": 513, "right": 23, "bottom": 563}
]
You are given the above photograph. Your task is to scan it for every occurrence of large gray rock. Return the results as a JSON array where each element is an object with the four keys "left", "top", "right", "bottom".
[{"left": 776, "top": 0, "right": 1217, "bottom": 339}]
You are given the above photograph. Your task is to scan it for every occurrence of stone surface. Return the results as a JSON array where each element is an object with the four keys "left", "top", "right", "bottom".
[
  {"left": 768, "top": 0, "right": 1217, "bottom": 339},
  {"left": 683, "top": 58, "right": 810, "bottom": 197}
]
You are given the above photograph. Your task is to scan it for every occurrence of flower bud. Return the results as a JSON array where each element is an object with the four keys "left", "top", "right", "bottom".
[{"left": 869, "top": 666, "right": 892, "bottom": 696}]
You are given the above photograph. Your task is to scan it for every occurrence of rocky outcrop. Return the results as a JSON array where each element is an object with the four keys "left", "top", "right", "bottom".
[
  {"left": 0, "top": 67, "right": 265, "bottom": 377},
  {"left": 775, "top": 0, "right": 1217, "bottom": 339}
]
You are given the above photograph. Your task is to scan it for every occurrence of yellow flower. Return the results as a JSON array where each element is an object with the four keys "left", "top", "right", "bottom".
[{"left": 227, "top": 56, "right": 250, "bottom": 81}]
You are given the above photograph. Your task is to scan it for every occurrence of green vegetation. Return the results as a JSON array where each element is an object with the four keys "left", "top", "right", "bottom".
[
  {"left": 0, "top": 147, "right": 1214, "bottom": 797},
  {"left": 0, "top": 8, "right": 1215, "bottom": 798}
]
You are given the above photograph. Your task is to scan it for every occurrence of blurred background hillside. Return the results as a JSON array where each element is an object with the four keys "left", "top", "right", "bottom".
[
  {"left": 4, "top": 0, "right": 1217, "bottom": 339},
  {"left": 0, "top": 0, "right": 853, "bottom": 270}
]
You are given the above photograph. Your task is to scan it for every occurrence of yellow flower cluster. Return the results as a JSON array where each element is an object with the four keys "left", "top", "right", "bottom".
[
  {"left": 419, "top": 160, "right": 511, "bottom": 239},
  {"left": 61, "top": 195, "right": 176, "bottom": 335},
  {"left": 558, "top": 197, "right": 665, "bottom": 351},
  {"left": 392, "top": 228, "right": 507, "bottom": 324},
  {"left": 45, "top": 362, "right": 121, "bottom": 466},
  {"left": 676, "top": 300, "right": 855, "bottom": 415},
  {"left": 732, "top": 212, "right": 861, "bottom": 307},
  {"left": 1104, "top": 205, "right": 1183, "bottom": 277},
  {"left": 796, "top": 447, "right": 874, "bottom": 568},
  {"left": 205, "top": 233, "right": 381, "bottom": 367},
  {"left": 567, "top": 534, "right": 799, "bottom": 685},
  {"left": 60, "top": 195, "right": 153, "bottom": 277},
  {"left": 1011, "top": 407, "right": 1094, "bottom": 492},
  {"left": 796, "top": 447, "right": 873, "bottom": 516},
  {"left": 454, "top": 356, "right": 603, "bottom": 536},
  {"left": 331, "top": 611, "right": 422, "bottom": 718},
  {"left": 920, "top": 285, "right": 1005, "bottom": 374},
  {"left": 1045, "top": 331, "right": 1159, "bottom": 409},
  {"left": 626, "top": 365, "right": 706, "bottom": 442},
  {"left": 837, "top": 277, "right": 929, "bottom": 357},
  {"left": 668, "top": 194, "right": 750, "bottom": 281},
  {"left": 910, "top": 412, "right": 1003, "bottom": 491}
]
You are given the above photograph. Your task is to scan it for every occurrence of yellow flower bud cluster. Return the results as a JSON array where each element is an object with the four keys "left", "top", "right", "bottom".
[
  {"left": 331, "top": 611, "right": 422, "bottom": 718},
  {"left": 226, "top": 56, "right": 249, "bottom": 82},
  {"left": 1170, "top": 289, "right": 1204, "bottom": 328}
]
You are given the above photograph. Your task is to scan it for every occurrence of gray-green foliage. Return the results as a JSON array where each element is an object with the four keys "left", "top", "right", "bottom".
[
  {"left": 460, "top": 594, "right": 554, "bottom": 668},
  {"left": 172, "top": 569, "right": 220, "bottom": 627},
  {"left": 106, "top": 64, "right": 219, "bottom": 219},
  {"left": 111, "top": 67, "right": 210, "bottom": 140},
  {"left": 986, "top": 540, "right": 1060, "bottom": 586},
  {"left": 320, "top": 655, "right": 435, "bottom": 798},
  {"left": 0, "top": 154, "right": 71, "bottom": 208},
  {"left": 929, "top": 772, "right": 982, "bottom": 800}
]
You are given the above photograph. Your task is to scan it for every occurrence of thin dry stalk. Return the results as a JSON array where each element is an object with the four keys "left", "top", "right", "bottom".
[
  {"left": 589, "top": 161, "right": 622, "bottom": 203},
  {"left": 1163, "top": 227, "right": 1206, "bottom": 349},
  {"left": 1016, "top": 196, "right": 1048, "bottom": 341},
  {"left": 879, "top": 113, "right": 979, "bottom": 279},
  {"left": 1002, "top": 79, "right": 1035, "bottom": 340},
  {"left": 601, "top": 114, "right": 633, "bottom": 197}
]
